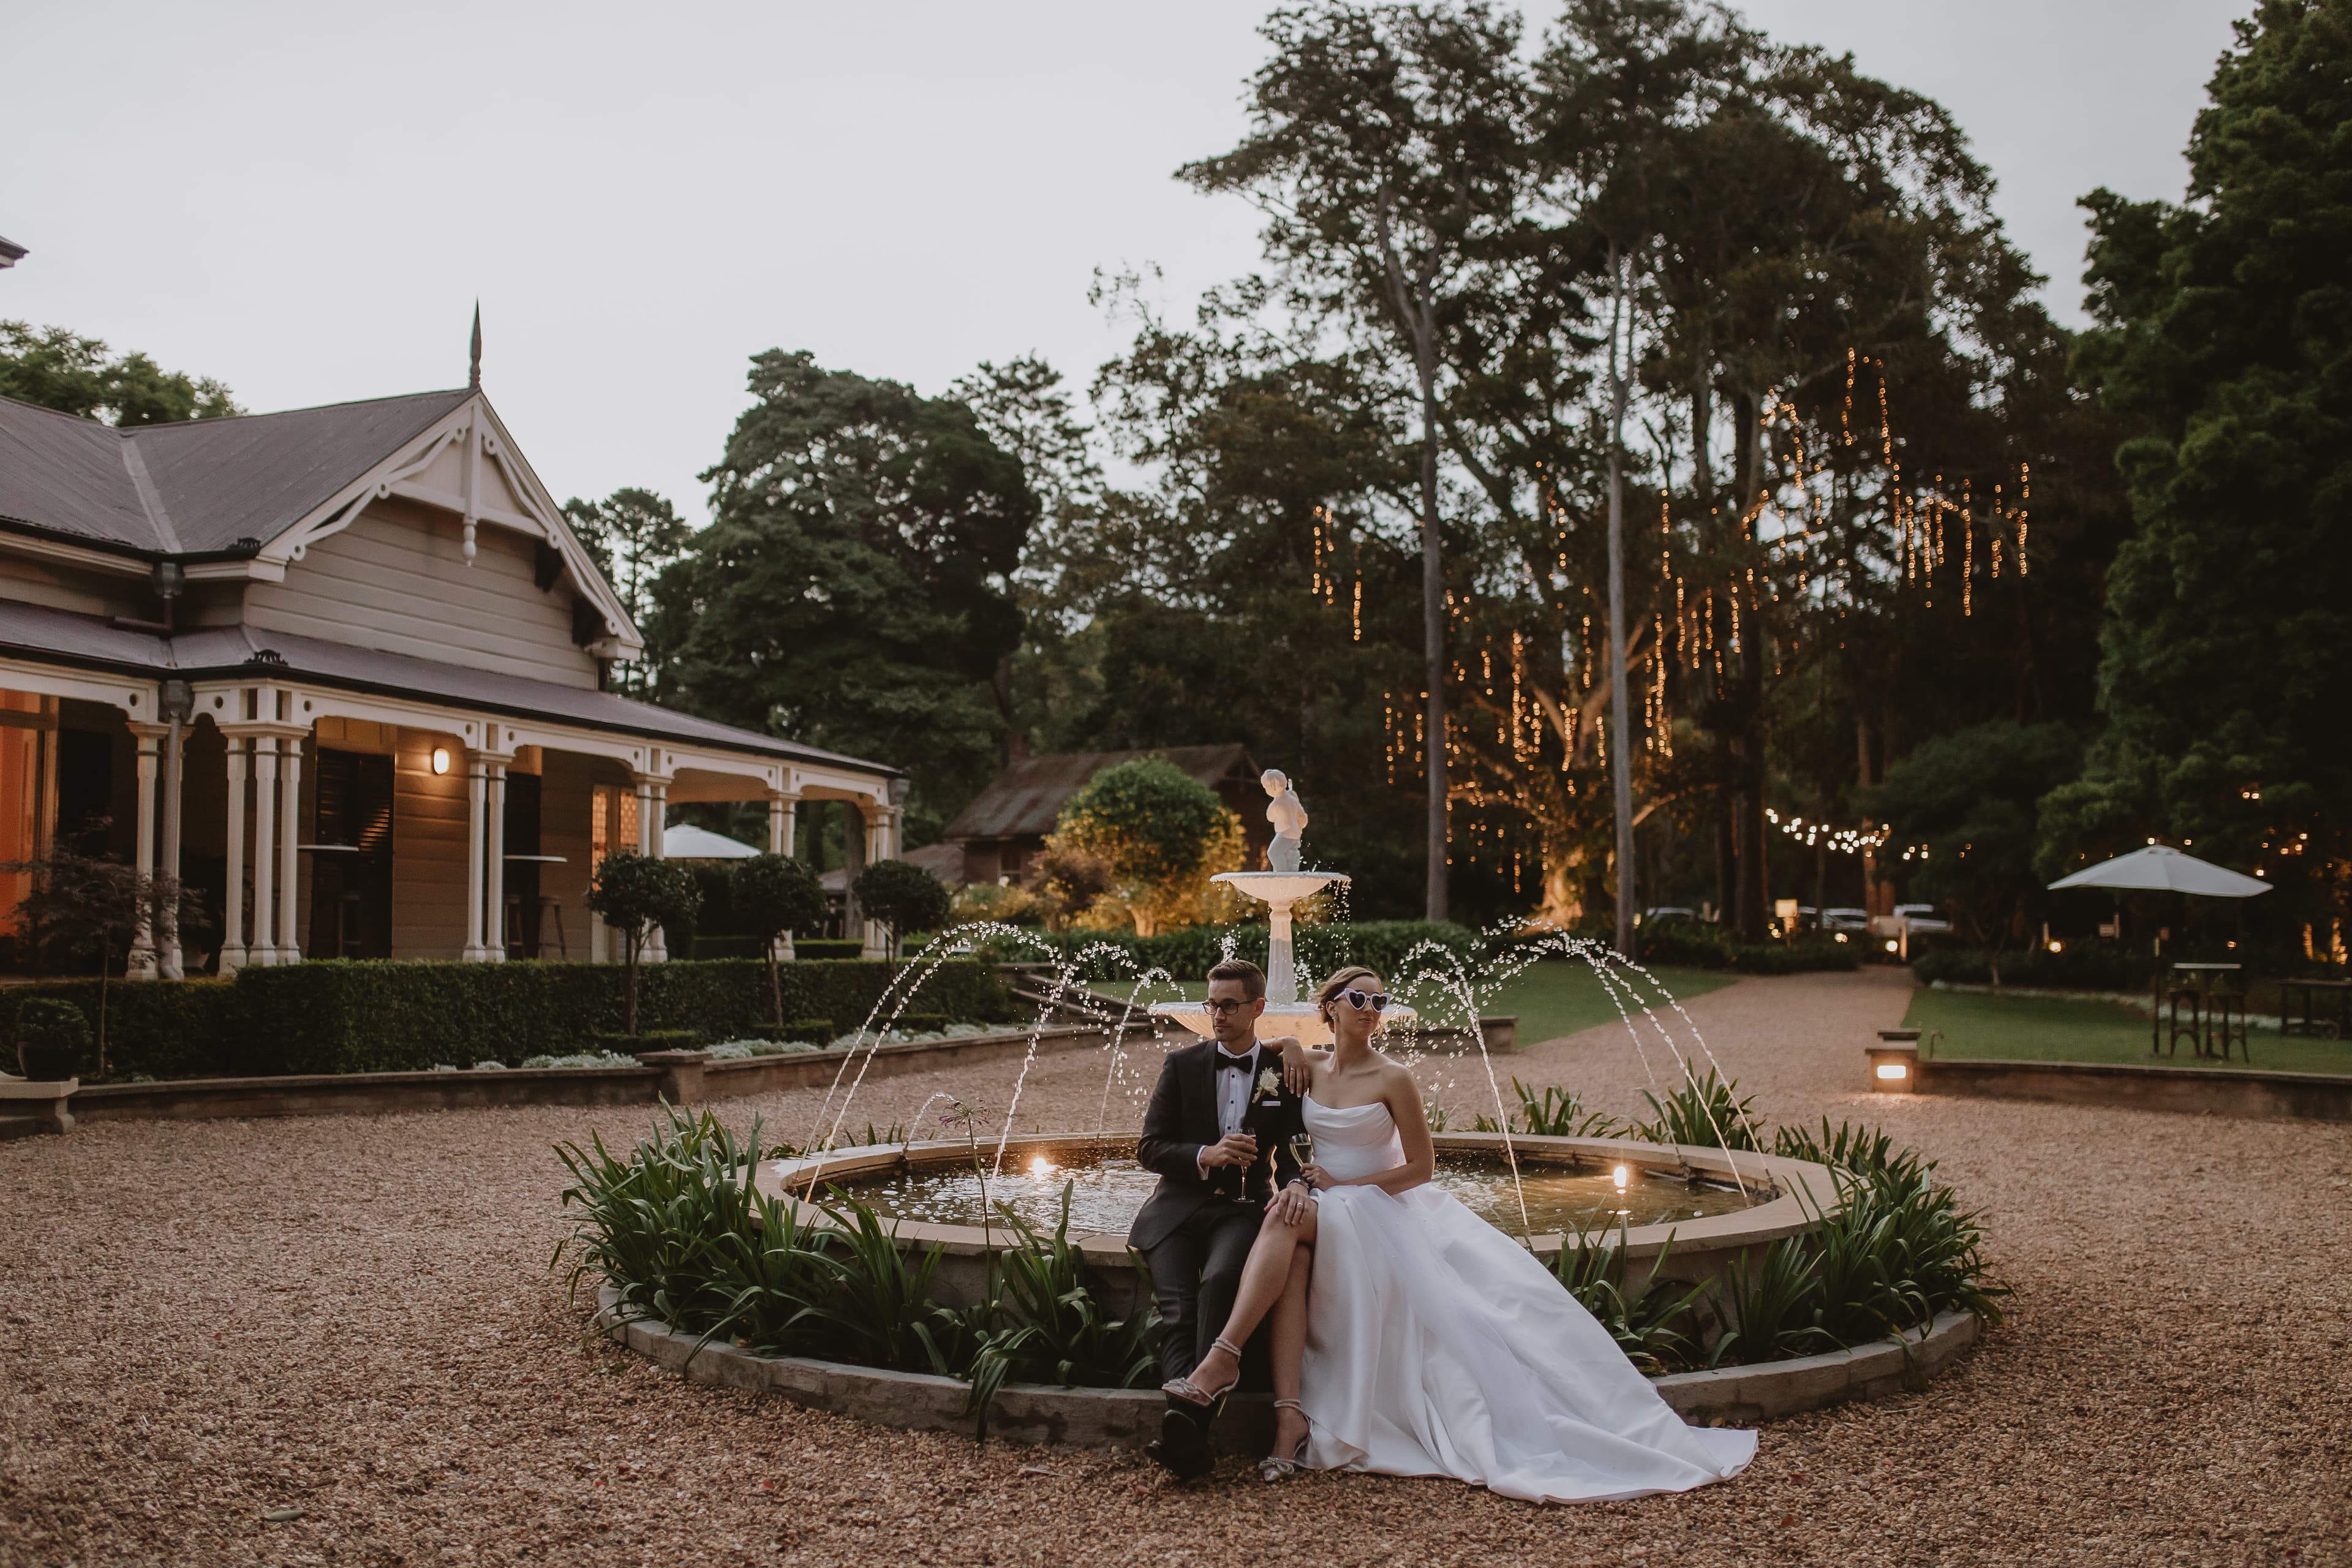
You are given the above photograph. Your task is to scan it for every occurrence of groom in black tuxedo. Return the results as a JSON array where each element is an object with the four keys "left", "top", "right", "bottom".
[{"left": 1129, "top": 957, "right": 1305, "bottom": 1478}]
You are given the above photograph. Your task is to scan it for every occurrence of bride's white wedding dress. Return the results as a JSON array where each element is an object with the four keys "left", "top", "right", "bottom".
[{"left": 1297, "top": 1094, "right": 1757, "bottom": 1502}]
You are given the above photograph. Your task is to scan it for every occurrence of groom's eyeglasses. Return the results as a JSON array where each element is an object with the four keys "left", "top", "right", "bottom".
[
  {"left": 1205, "top": 998, "right": 1254, "bottom": 1015},
  {"left": 1340, "top": 988, "right": 1390, "bottom": 1013}
]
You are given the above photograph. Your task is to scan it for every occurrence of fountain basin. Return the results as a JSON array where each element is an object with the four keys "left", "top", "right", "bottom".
[{"left": 756, "top": 1131, "right": 1842, "bottom": 1314}]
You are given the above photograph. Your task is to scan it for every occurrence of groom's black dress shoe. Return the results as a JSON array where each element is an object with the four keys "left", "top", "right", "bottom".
[{"left": 1149, "top": 1402, "right": 1216, "bottom": 1480}]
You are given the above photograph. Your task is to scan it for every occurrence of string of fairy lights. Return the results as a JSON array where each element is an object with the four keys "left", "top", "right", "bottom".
[{"left": 1343, "top": 349, "right": 2025, "bottom": 890}]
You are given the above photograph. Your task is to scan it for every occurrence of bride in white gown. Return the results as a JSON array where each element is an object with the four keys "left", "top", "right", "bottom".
[{"left": 1162, "top": 965, "right": 1757, "bottom": 1502}]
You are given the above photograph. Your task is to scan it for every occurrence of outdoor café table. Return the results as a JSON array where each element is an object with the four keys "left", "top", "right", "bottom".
[
  {"left": 2277, "top": 976, "right": 2352, "bottom": 1040},
  {"left": 2156, "top": 962, "right": 2244, "bottom": 1059}
]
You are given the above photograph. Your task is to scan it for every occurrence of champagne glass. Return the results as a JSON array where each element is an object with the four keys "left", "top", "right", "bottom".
[{"left": 1289, "top": 1133, "right": 1315, "bottom": 1184}]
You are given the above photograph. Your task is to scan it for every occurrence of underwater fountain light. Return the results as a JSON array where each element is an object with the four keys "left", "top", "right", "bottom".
[
  {"left": 1028, "top": 1155, "right": 1055, "bottom": 1178},
  {"left": 1611, "top": 1164, "right": 1630, "bottom": 1192}
]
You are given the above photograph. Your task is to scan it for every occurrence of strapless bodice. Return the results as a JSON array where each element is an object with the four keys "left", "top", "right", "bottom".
[{"left": 1303, "top": 1094, "right": 1404, "bottom": 1182}]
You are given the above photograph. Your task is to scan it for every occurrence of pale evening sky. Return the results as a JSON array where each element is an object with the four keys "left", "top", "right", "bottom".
[{"left": 2, "top": 1, "right": 2248, "bottom": 525}]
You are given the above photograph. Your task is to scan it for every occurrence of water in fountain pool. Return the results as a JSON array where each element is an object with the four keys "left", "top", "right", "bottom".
[{"left": 842, "top": 1152, "right": 1753, "bottom": 1237}]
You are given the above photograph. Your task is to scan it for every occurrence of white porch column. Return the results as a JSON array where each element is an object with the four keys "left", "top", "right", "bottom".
[
  {"left": 644, "top": 775, "right": 669, "bottom": 961},
  {"left": 221, "top": 737, "right": 248, "bottom": 974},
  {"left": 276, "top": 732, "right": 304, "bottom": 963},
  {"left": 859, "top": 801, "right": 889, "bottom": 959},
  {"left": 483, "top": 760, "right": 508, "bottom": 962},
  {"left": 251, "top": 737, "right": 279, "bottom": 967},
  {"left": 768, "top": 790, "right": 799, "bottom": 959},
  {"left": 127, "top": 722, "right": 165, "bottom": 979},
  {"left": 462, "top": 752, "right": 489, "bottom": 961},
  {"left": 159, "top": 714, "right": 185, "bottom": 979}
]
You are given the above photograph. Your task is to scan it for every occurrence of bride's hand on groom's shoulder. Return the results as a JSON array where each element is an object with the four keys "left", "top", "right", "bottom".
[{"left": 1268, "top": 1036, "right": 1312, "bottom": 1094}]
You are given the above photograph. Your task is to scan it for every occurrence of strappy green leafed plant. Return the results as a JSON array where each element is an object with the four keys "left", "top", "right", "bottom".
[
  {"left": 555, "top": 1102, "right": 777, "bottom": 1341},
  {"left": 1716, "top": 1236, "right": 1837, "bottom": 1364},
  {"left": 1552, "top": 1218, "right": 1709, "bottom": 1374},
  {"left": 1632, "top": 1067, "right": 1762, "bottom": 1152},
  {"left": 962, "top": 1185, "right": 1159, "bottom": 1437}
]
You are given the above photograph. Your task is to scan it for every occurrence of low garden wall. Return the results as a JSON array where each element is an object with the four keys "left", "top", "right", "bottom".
[
  {"left": 61, "top": 1022, "right": 1140, "bottom": 1125},
  {"left": 1913, "top": 1056, "right": 2352, "bottom": 1123},
  {"left": 0, "top": 958, "right": 1015, "bottom": 1081}
]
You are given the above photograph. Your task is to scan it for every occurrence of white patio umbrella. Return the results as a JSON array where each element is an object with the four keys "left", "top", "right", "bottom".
[
  {"left": 660, "top": 824, "right": 761, "bottom": 860},
  {"left": 2048, "top": 843, "right": 2271, "bottom": 897}
]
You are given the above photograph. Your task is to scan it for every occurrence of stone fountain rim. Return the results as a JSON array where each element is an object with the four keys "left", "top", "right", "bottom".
[{"left": 754, "top": 1131, "right": 1843, "bottom": 1262}]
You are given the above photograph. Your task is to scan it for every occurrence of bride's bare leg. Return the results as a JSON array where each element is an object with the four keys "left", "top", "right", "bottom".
[
  {"left": 1268, "top": 1248, "right": 1311, "bottom": 1460},
  {"left": 1186, "top": 1206, "right": 1317, "bottom": 1396}
]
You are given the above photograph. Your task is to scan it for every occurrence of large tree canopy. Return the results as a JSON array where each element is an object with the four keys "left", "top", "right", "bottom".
[
  {"left": 2049, "top": 0, "right": 2352, "bottom": 934},
  {"left": 653, "top": 351, "right": 1035, "bottom": 816},
  {"left": 0, "top": 322, "right": 239, "bottom": 425}
]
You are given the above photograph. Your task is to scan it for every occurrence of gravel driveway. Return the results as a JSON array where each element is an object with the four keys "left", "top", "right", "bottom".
[{"left": 3, "top": 965, "right": 2347, "bottom": 1566}]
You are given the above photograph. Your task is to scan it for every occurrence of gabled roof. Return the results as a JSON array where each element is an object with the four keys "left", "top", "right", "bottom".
[
  {"left": 942, "top": 744, "right": 1259, "bottom": 843},
  {"left": 0, "top": 389, "right": 472, "bottom": 556}
]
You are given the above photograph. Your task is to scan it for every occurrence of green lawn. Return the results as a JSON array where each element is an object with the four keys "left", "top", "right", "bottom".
[
  {"left": 1903, "top": 986, "right": 2352, "bottom": 1076},
  {"left": 1094, "top": 960, "right": 1737, "bottom": 1047}
]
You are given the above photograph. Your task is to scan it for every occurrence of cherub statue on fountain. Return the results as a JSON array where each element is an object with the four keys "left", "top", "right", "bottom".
[{"left": 1261, "top": 769, "right": 1308, "bottom": 872}]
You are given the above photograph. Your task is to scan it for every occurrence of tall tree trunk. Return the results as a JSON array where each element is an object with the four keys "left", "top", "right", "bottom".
[
  {"left": 1605, "top": 244, "right": 1637, "bottom": 958},
  {"left": 1378, "top": 206, "right": 1448, "bottom": 924},
  {"left": 1856, "top": 713, "right": 1880, "bottom": 916},
  {"left": 1418, "top": 358, "right": 1447, "bottom": 923},
  {"left": 1730, "top": 390, "right": 1769, "bottom": 941},
  {"left": 1714, "top": 802, "right": 1735, "bottom": 925}
]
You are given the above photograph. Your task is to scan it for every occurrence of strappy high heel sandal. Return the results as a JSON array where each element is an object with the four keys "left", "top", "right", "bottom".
[
  {"left": 1161, "top": 1336, "right": 1243, "bottom": 1415},
  {"left": 1258, "top": 1398, "right": 1309, "bottom": 1482}
]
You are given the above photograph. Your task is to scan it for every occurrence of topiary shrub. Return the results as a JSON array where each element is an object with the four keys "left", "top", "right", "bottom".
[
  {"left": 731, "top": 854, "right": 829, "bottom": 1022},
  {"left": 587, "top": 852, "right": 703, "bottom": 1035},
  {"left": 851, "top": 859, "right": 953, "bottom": 959},
  {"left": 14, "top": 997, "right": 92, "bottom": 1080}
]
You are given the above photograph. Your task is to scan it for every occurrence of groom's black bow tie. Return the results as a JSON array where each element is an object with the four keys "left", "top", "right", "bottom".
[{"left": 1216, "top": 1050, "right": 1256, "bottom": 1072}]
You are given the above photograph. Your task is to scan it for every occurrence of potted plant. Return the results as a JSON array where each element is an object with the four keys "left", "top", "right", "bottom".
[{"left": 15, "top": 998, "right": 91, "bottom": 1082}]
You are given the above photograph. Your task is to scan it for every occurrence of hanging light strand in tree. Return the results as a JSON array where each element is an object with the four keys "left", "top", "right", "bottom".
[{"left": 1763, "top": 807, "right": 1890, "bottom": 857}]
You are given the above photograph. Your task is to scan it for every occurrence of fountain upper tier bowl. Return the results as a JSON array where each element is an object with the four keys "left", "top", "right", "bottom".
[{"left": 1144, "top": 869, "right": 1415, "bottom": 1046}]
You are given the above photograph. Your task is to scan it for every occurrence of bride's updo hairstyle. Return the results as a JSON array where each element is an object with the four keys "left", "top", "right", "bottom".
[{"left": 1316, "top": 966, "right": 1387, "bottom": 1028}]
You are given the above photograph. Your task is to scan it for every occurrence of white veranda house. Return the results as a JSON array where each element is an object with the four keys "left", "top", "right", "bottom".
[{"left": 0, "top": 379, "right": 907, "bottom": 975}]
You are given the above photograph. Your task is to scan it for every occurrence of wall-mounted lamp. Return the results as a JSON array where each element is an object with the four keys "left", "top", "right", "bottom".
[
  {"left": 1866, "top": 1030, "right": 1920, "bottom": 1093},
  {"left": 431, "top": 747, "right": 451, "bottom": 776}
]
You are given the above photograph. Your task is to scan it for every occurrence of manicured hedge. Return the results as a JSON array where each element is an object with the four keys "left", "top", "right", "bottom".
[
  {"left": 0, "top": 979, "right": 246, "bottom": 1079},
  {"left": 1632, "top": 920, "right": 1859, "bottom": 974},
  {"left": 0, "top": 959, "right": 1014, "bottom": 1081},
  {"left": 1909, "top": 940, "right": 2163, "bottom": 991},
  {"left": 1003, "top": 921, "right": 1487, "bottom": 986}
]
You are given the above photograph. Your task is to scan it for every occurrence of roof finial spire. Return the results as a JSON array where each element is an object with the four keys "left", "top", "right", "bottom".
[{"left": 468, "top": 301, "right": 482, "bottom": 390}]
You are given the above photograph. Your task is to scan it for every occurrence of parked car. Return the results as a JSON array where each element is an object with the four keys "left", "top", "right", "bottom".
[
  {"left": 1893, "top": 903, "right": 1951, "bottom": 933},
  {"left": 1820, "top": 908, "right": 1871, "bottom": 932},
  {"left": 1637, "top": 907, "right": 1698, "bottom": 926}
]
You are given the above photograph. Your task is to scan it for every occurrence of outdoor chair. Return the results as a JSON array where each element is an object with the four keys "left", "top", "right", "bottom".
[
  {"left": 2208, "top": 992, "right": 2251, "bottom": 1063},
  {"left": 2163, "top": 986, "right": 2204, "bottom": 1058}
]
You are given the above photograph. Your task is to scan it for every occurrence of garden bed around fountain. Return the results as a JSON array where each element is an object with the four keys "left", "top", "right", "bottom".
[
  {"left": 591, "top": 1281, "right": 1980, "bottom": 1444},
  {"left": 756, "top": 1131, "right": 1844, "bottom": 1313}
]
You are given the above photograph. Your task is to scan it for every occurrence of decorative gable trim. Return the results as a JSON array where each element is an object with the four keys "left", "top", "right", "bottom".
[{"left": 257, "top": 393, "right": 643, "bottom": 657}]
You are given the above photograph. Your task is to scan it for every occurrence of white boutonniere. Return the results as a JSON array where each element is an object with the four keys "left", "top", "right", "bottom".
[{"left": 1256, "top": 1066, "right": 1283, "bottom": 1098}]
